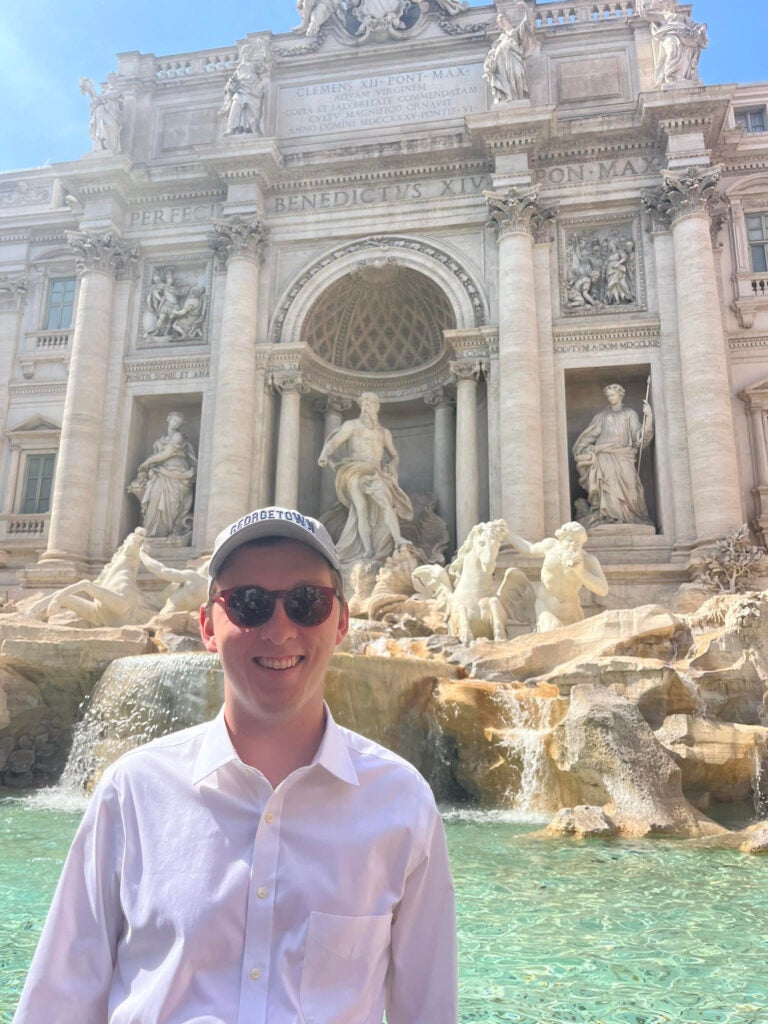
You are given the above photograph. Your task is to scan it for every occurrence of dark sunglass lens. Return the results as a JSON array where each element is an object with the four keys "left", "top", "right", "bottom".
[
  {"left": 227, "top": 586, "right": 275, "bottom": 627},
  {"left": 284, "top": 585, "right": 333, "bottom": 626}
]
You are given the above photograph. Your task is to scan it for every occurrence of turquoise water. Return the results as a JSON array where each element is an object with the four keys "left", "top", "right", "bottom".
[{"left": 3, "top": 796, "right": 768, "bottom": 1023}]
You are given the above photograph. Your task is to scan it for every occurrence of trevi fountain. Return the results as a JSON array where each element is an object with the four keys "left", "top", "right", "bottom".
[{"left": 3, "top": 410, "right": 768, "bottom": 1021}]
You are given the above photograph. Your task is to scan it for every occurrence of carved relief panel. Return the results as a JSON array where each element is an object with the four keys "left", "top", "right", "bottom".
[
  {"left": 137, "top": 258, "right": 211, "bottom": 349},
  {"left": 558, "top": 215, "right": 646, "bottom": 317}
]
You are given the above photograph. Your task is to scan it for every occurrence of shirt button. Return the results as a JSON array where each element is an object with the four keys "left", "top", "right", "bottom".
[
  {"left": 257, "top": 886, "right": 268, "bottom": 899},
  {"left": 265, "top": 812, "right": 274, "bottom": 824},
  {"left": 250, "top": 967, "right": 262, "bottom": 981}
]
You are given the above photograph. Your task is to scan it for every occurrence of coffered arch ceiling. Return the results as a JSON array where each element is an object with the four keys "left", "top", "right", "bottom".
[{"left": 302, "top": 261, "right": 456, "bottom": 373}]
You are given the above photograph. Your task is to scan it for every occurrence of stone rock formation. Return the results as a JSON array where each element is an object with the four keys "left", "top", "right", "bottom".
[{"left": 2, "top": 589, "right": 768, "bottom": 843}]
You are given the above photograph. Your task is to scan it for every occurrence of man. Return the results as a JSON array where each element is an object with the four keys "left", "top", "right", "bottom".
[
  {"left": 318, "top": 392, "right": 413, "bottom": 563},
  {"left": 14, "top": 506, "right": 457, "bottom": 1024}
]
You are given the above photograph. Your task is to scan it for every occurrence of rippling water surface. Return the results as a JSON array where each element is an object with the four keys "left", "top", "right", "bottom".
[{"left": 2, "top": 796, "right": 768, "bottom": 1023}]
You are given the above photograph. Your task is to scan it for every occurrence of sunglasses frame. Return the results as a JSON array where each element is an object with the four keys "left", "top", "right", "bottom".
[{"left": 213, "top": 584, "right": 340, "bottom": 629}]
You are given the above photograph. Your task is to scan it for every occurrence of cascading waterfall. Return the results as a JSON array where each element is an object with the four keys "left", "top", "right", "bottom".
[
  {"left": 58, "top": 653, "right": 223, "bottom": 792},
  {"left": 492, "top": 689, "right": 560, "bottom": 820}
]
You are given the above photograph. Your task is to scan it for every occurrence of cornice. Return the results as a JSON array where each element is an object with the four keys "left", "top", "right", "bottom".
[
  {"left": 270, "top": 157, "right": 491, "bottom": 195},
  {"left": 9, "top": 381, "right": 68, "bottom": 397},
  {"left": 729, "top": 335, "right": 768, "bottom": 352}
]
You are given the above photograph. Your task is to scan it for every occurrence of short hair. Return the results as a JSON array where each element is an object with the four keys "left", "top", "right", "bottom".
[{"left": 603, "top": 383, "right": 625, "bottom": 398}]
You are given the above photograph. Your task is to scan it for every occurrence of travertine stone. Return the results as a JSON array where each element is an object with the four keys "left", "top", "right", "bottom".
[
  {"left": 43, "top": 232, "right": 137, "bottom": 566},
  {"left": 205, "top": 218, "right": 265, "bottom": 542},
  {"left": 667, "top": 195, "right": 742, "bottom": 542},
  {"left": 273, "top": 373, "right": 309, "bottom": 510},
  {"left": 450, "top": 360, "right": 484, "bottom": 545}
]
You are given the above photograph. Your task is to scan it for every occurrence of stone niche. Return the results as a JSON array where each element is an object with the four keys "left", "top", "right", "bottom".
[
  {"left": 121, "top": 395, "right": 202, "bottom": 545},
  {"left": 565, "top": 365, "right": 658, "bottom": 530}
]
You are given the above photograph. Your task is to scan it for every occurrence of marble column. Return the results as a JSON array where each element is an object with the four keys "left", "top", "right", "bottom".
[
  {"left": 484, "top": 186, "right": 556, "bottom": 540},
  {"left": 316, "top": 396, "right": 351, "bottom": 514},
  {"left": 643, "top": 167, "right": 742, "bottom": 543},
  {"left": 41, "top": 231, "right": 137, "bottom": 570},
  {"left": 425, "top": 387, "right": 456, "bottom": 545},
  {"left": 741, "top": 393, "right": 768, "bottom": 546},
  {"left": 205, "top": 216, "right": 267, "bottom": 542},
  {"left": 273, "top": 372, "right": 309, "bottom": 510},
  {"left": 451, "top": 359, "right": 486, "bottom": 546}
]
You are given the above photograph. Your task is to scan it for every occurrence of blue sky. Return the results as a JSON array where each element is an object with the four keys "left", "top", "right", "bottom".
[{"left": 1, "top": 0, "right": 765, "bottom": 174}]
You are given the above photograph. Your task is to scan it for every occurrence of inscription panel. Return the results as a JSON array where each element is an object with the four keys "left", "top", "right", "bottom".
[
  {"left": 276, "top": 64, "right": 487, "bottom": 139},
  {"left": 558, "top": 57, "right": 621, "bottom": 102}
]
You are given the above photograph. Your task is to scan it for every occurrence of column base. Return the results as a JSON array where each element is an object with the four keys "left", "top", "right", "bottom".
[{"left": 19, "top": 557, "right": 92, "bottom": 589}]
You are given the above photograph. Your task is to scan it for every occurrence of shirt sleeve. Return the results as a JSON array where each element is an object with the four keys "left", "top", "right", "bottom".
[
  {"left": 385, "top": 800, "right": 458, "bottom": 1024},
  {"left": 13, "top": 780, "right": 124, "bottom": 1023}
]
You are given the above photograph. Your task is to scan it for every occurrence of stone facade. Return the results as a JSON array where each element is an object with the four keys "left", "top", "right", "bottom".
[{"left": 0, "top": 0, "right": 767, "bottom": 606}]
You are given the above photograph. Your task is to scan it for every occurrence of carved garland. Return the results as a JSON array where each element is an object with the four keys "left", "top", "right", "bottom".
[{"left": 271, "top": 235, "right": 486, "bottom": 345}]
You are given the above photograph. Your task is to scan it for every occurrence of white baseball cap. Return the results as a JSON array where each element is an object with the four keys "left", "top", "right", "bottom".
[{"left": 208, "top": 506, "right": 341, "bottom": 596}]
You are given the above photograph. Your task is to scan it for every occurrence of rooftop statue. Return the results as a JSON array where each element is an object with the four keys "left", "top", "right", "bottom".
[
  {"left": 79, "top": 74, "right": 123, "bottom": 155},
  {"left": 220, "top": 44, "right": 268, "bottom": 136},
  {"left": 319, "top": 392, "right": 413, "bottom": 564},
  {"left": 644, "top": 5, "right": 708, "bottom": 87},
  {"left": 483, "top": 5, "right": 536, "bottom": 104}
]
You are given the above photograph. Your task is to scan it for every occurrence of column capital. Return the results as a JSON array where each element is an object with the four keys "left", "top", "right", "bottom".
[
  {"left": 0, "top": 272, "right": 28, "bottom": 312},
  {"left": 66, "top": 230, "right": 139, "bottom": 279},
  {"left": 271, "top": 370, "right": 310, "bottom": 396},
  {"left": 210, "top": 214, "right": 269, "bottom": 268},
  {"left": 425, "top": 387, "right": 456, "bottom": 410},
  {"left": 641, "top": 165, "right": 724, "bottom": 231},
  {"left": 313, "top": 395, "right": 353, "bottom": 416},
  {"left": 450, "top": 358, "right": 488, "bottom": 384},
  {"left": 484, "top": 185, "right": 557, "bottom": 240}
]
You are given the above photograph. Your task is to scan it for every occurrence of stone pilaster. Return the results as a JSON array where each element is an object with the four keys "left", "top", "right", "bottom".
[
  {"left": 40, "top": 231, "right": 138, "bottom": 573},
  {"left": 425, "top": 388, "right": 456, "bottom": 546},
  {"left": 316, "top": 396, "right": 352, "bottom": 514},
  {"left": 740, "top": 391, "right": 768, "bottom": 547},
  {"left": 484, "top": 185, "right": 556, "bottom": 539},
  {"left": 643, "top": 166, "right": 742, "bottom": 543},
  {"left": 648, "top": 227, "right": 696, "bottom": 549},
  {"left": 450, "top": 359, "right": 486, "bottom": 546},
  {"left": 205, "top": 215, "right": 268, "bottom": 542},
  {"left": 272, "top": 371, "right": 310, "bottom": 510}
]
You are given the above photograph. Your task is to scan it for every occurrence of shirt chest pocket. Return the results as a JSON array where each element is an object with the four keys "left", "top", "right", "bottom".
[{"left": 299, "top": 911, "right": 392, "bottom": 1024}]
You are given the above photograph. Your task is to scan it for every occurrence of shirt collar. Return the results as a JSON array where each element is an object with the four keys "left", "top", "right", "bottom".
[
  {"left": 192, "top": 707, "right": 239, "bottom": 786},
  {"left": 312, "top": 704, "right": 359, "bottom": 787},
  {"left": 192, "top": 704, "right": 359, "bottom": 788}
]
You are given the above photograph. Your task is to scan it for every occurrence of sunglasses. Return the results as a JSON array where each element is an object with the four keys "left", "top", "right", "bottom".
[{"left": 213, "top": 584, "right": 340, "bottom": 629}]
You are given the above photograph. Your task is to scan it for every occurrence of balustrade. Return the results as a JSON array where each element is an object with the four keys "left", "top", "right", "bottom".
[
  {"left": 0, "top": 514, "right": 49, "bottom": 541},
  {"left": 155, "top": 51, "right": 236, "bottom": 80},
  {"left": 535, "top": 1, "right": 633, "bottom": 27}
]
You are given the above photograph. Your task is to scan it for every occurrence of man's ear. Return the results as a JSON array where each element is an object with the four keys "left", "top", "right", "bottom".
[
  {"left": 200, "top": 605, "right": 218, "bottom": 653},
  {"left": 335, "top": 599, "right": 350, "bottom": 645}
]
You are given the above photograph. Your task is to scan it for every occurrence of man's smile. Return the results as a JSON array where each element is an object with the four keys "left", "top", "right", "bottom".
[{"left": 253, "top": 655, "right": 304, "bottom": 671}]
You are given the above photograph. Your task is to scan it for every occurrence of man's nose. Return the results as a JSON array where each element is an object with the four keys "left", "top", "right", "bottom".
[{"left": 259, "top": 597, "right": 299, "bottom": 642}]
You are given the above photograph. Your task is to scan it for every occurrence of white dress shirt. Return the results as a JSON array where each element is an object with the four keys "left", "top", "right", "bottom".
[{"left": 14, "top": 706, "right": 457, "bottom": 1024}]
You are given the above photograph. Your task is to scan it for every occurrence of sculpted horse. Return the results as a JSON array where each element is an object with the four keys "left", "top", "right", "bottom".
[
  {"left": 26, "top": 528, "right": 159, "bottom": 627},
  {"left": 413, "top": 519, "right": 521, "bottom": 643}
]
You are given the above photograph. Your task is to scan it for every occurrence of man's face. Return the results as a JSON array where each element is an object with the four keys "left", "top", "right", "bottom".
[{"left": 200, "top": 539, "right": 348, "bottom": 732}]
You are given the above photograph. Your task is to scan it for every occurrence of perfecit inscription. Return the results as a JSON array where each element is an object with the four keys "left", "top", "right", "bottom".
[{"left": 277, "top": 64, "right": 487, "bottom": 138}]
